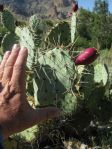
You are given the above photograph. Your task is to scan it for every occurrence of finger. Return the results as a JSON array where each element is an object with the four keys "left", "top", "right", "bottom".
[
  {"left": 2, "top": 44, "right": 20, "bottom": 84},
  {"left": 0, "top": 51, "right": 11, "bottom": 80},
  {"left": 11, "top": 47, "right": 28, "bottom": 85}
]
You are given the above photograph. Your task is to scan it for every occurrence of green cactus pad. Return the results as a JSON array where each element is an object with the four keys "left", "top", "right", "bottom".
[
  {"left": 71, "top": 12, "right": 77, "bottom": 43},
  {"left": 12, "top": 125, "right": 38, "bottom": 142},
  {"left": 16, "top": 27, "right": 40, "bottom": 70},
  {"left": 60, "top": 93, "right": 77, "bottom": 114},
  {"left": 76, "top": 65, "right": 85, "bottom": 81},
  {"left": 1, "top": 9, "right": 15, "bottom": 32},
  {"left": 33, "top": 48, "right": 77, "bottom": 113},
  {"left": 94, "top": 63, "right": 108, "bottom": 86},
  {"left": 45, "top": 21, "right": 70, "bottom": 46},
  {"left": 29, "top": 14, "right": 46, "bottom": 34},
  {"left": 1, "top": 33, "right": 18, "bottom": 52},
  {"left": 79, "top": 65, "right": 95, "bottom": 99}
]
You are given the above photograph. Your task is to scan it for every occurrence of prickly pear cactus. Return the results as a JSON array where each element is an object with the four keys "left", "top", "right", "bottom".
[
  {"left": 94, "top": 63, "right": 108, "bottom": 86},
  {"left": 16, "top": 27, "right": 40, "bottom": 70},
  {"left": 71, "top": 12, "right": 77, "bottom": 43},
  {"left": 4, "top": 125, "right": 38, "bottom": 149},
  {"left": 75, "top": 65, "right": 85, "bottom": 92},
  {"left": 29, "top": 14, "right": 46, "bottom": 34},
  {"left": 1, "top": 33, "right": 18, "bottom": 52},
  {"left": 80, "top": 63, "right": 108, "bottom": 100},
  {"left": 61, "top": 93, "right": 77, "bottom": 114},
  {"left": 12, "top": 125, "right": 38, "bottom": 142},
  {"left": 79, "top": 63, "right": 109, "bottom": 120},
  {"left": 0, "top": 9, "right": 18, "bottom": 53},
  {"left": 79, "top": 65, "right": 95, "bottom": 99},
  {"left": 45, "top": 21, "right": 70, "bottom": 46},
  {"left": 33, "top": 48, "right": 78, "bottom": 114},
  {"left": 1, "top": 9, "right": 15, "bottom": 32}
]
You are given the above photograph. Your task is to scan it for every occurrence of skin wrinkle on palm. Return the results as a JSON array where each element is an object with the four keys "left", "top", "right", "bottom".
[{"left": 0, "top": 44, "right": 60, "bottom": 139}]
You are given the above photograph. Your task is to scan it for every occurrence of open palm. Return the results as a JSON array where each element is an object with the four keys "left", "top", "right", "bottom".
[{"left": 0, "top": 44, "right": 59, "bottom": 139}]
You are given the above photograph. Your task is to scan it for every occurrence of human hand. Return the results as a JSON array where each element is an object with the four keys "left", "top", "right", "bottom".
[{"left": 0, "top": 44, "right": 59, "bottom": 139}]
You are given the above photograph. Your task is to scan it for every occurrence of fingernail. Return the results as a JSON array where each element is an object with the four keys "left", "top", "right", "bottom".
[
  {"left": 20, "top": 46, "right": 28, "bottom": 53},
  {"left": 12, "top": 44, "right": 20, "bottom": 50},
  {"left": 4, "top": 51, "right": 11, "bottom": 58},
  {"left": 5, "top": 51, "right": 11, "bottom": 55}
]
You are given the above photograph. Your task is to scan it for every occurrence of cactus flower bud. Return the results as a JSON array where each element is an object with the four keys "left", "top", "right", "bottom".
[{"left": 75, "top": 48, "right": 99, "bottom": 65}]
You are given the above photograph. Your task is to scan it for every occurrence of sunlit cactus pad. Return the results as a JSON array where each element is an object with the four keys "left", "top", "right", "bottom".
[
  {"left": 33, "top": 48, "right": 77, "bottom": 113},
  {"left": 16, "top": 27, "right": 40, "bottom": 69},
  {"left": 29, "top": 14, "right": 46, "bottom": 34}
]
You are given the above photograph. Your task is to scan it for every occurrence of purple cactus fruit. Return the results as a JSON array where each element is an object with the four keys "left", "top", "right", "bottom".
[{"left": 75, "top": 48, "right": 99, "bottom": 65}]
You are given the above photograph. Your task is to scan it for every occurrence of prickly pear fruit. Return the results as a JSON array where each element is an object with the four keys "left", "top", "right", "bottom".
[{"left": 75, "top": 48, "right": 99, "bottom": 65}]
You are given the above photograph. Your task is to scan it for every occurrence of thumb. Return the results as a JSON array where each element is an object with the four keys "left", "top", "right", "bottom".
[
  {"left": 33, "top": 107, "right": 60, "bottom": 122},
  {"left": 2, "top": 107, "right": 60, "bottom": 138},
  {"left": 26, "top": 107, "right": 60, "bottom": 127}
]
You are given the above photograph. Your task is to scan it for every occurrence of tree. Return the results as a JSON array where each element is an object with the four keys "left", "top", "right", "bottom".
[
  {"left": 94, "top": 0, "right": 109, "bottom": 16},
  {"left": 76, "top": 8, "right": 93, "bottom": 48},
  {"left": 92, "top": 0, "right": 111, "bottom": 49}
]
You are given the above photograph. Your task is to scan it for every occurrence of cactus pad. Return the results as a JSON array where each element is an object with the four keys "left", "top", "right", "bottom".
[
  {"left": 45, "top": 21, "right": 70, "bottom": 46},
  {"left": 60, "top": 93, "right": 77, "bottom": 114},
  {"left": 94, "top": 63, "right": 108, "bottom": 86},
  {"left": 29, "top": 14, "right": 46, "bottom": 34},
  {"left": 1, "top": 9, "right": 15, "bottom": 32},
  {"left": 16, "top": 27, "right": 40, "bottom": 70},
  {"left": 79, "top": 65, "right": 95, "bottom": 99},
  {"left": 12, "top": 125, "right": 38, "bottom": 142},
  {"left": 33, "top": 48, "right": 77, "bottom": 113},
  {"left": 1, "top": 33, "right": 18, "bottom": 52},
  {"left": 71, "top": 12, "right": 77, "bottom": 43}
]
